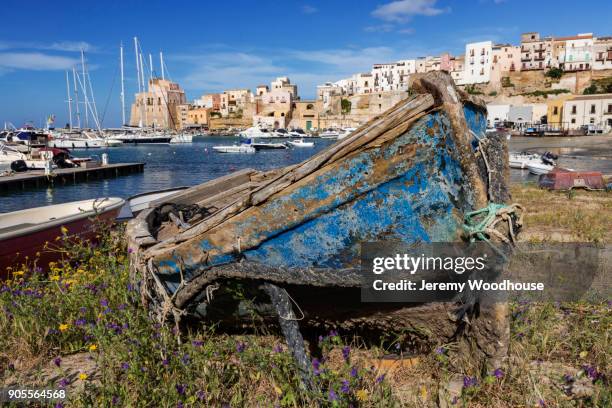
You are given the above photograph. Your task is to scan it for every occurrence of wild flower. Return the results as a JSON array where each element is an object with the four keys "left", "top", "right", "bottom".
[
  {"left": 340, "top": 379, "right": 350, "bottom": 394},
  {"left": 75, "top": 318, "right": 86, "bottom": 326},
  {"left": 89, "top": 344, "right": 97, "bottom": 352},
  {"left": 54, "top": 357, "right": 62, "bottom": 367},
  {"left": 375, "top": 374, "right": 385, "bottom": 384},
  {"left": 328, "top": 389, "right": 338, "bottom": 401},
  {"left": 58, "top": 378, "right": 69, "bottom": 388},
  {"left": 58, "top": 323, "right": 69, "bottom": 332},
  {"left": 356, "top": 389, "right": 369, "bottom": 402},
  {"left": 342, "top": 345, "right": 351, "bottom": 361},
  {"left": 350, "top": 367, "right": 358, "bottom": 378},
  {"left": 273, "top": 344, "right": 283, "bottom": 353},
  {"left": 463, "top": 376, "right": 478, "bottom": 388},
  {"left": 192, "top": 340, "right": 203, "bottom": 347},
  {"left": 493, "top": 368, "right": 504, "bottom": 379},
  {"left": 100, "top": 299, "right": 109, "bottom": 307},
  {"left": 79, "top": 373, "right": 88, "bottom": 381},
  {"left": 121, "top": 362, "right": 130, "bottom": 370},
  {"left": 176, "top": 384, "right": 187, "bottom": 395},
  {"left": 236, "top": 342, "right": 246, "bottom": 353},
  {"left": 435, "top": 347, "right": 446, "bottom": 355}
]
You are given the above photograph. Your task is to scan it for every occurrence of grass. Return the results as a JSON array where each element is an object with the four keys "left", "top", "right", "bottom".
[{"left": 1, "top": 186, "right": 610, "bottom": 407}]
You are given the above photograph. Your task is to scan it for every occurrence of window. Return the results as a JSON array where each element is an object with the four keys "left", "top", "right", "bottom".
[
  {"left": 571, "top": 105, "right": 577, "bottom": 114},
  {"left": 591, "top": 104, "right": 596, "bottom": 114},
  {"left": 608, "top": 104, "right": 612, "bottom": 114},
  {"left": 553, "top": 107, "right": 559, "bottom": 115},
  {"left": 571, "top": 118, "right": 576, "bottom": 124},
  {"left": 590, "top": 118, "right": 595, "bottom": 124}
]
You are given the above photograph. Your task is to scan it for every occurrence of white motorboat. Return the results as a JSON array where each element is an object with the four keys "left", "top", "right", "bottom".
[
  {"left": 49, "top": 130, "right": 108, "bottom": 149},
  {"left": 288, "top": 128, "right": 309, "bottom": 138},
  {"left": 274, "top": 129, "right": 290, "bottom": 138},
  {"left": 338, "top": 127, "right": 357, "bottom": 140},
  {"left": 239, "top": 127, "right": 275, "bottom": 139},
  {"left": 286, "top": 139, "right": 314, "bottom": 148},
  {"left": 320, "top": 129, "right": 340, "bottom": 139},
  {"left": 116, "top": 186, "right": 189, "bottom": 220},
  {"left": 250, "top": 141, "right": 288, "bottom": 150},
  {"left": 508, "top": 152, "right": 541, "bottom": 169},
  {"left": 170, "top": 133, "right": 193, "bottom": 144},
  {"left": 212, "top": 144, "right": 256, "bottom": 153},
  {"left": 108, "top": 131, "right": 172, "bottom": 144},
  {"left": 527, "top": 162, "right": 555, "bottom": 175},
  {"left": 0, "top": 142, "right": 55, "bottom": 170}
]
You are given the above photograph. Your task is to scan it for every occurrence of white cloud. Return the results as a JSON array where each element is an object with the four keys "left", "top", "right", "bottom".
[
  {"left": 301, "top": 5, "right": 318, "bottom": 14},
  {"left": 372, "top": 0, "right": 449, "bottom": 23},
  {"left": 0, "top": 52, "right": 80, "bottom": 71},
  {"left": 364, "top": 24, "right": 395, "bottom": 33},
  {"left": 0, "top": 40, "right": 95, "bottom": 52}
]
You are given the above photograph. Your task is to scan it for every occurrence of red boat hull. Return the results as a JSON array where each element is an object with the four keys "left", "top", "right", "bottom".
[{"left": 0, "top": 208, "right": 120, "bottom": 280}]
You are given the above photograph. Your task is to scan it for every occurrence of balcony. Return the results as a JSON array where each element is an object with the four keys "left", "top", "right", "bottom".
[
  {"left": 534, "top": 56, "right": 545, "bottom": 61},
  {"left": 521, "top": 57, "right": 531, "bottom": 62}
]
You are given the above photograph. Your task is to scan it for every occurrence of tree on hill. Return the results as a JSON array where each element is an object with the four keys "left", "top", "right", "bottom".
[{"left": 545, "top": 67, "right": 564, "bottom": 80}]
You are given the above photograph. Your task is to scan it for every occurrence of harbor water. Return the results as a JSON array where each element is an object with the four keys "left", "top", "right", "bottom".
[
  {"left": 2, "top": 135, "right": 611, "bottom": 213},
  {"left": 0, "top": 136, "right": 337, "bottom": 213}
]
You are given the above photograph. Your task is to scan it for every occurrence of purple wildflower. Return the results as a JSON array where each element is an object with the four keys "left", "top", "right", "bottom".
[
  {"left": 75, "top": 318, "right": 86, "bottom": 327},
  {"left": 375, "top": 374, "right": 385, "bottom": 384},
  {"left": 181, "top": 354, "right": 190, "bottom": 365},
  {"left": 583, "top": 365, "right": 600, "bottom": 381},
  {"left": 328, "top": 389, "right": 338, "bottom": 401},
  {"left": 236, "top": 342, "right": 246, "bottom": 353},
  {"left": 79, "top": 307, "right": 87, "bottom": 314},
  {"left": 128, "top": 247, "right": 133, "bottom": 254},
  {"left": 176, "top": 384, "right": 186, "bottom": 395},
  {"left": 55, "top": 403, "right": 64, "bottom": 408},
  {"left": 463, "top": 376, "right": 478, "bottom": 388},
  {"left": 58, "top": 378, "right": 69, "bottom": 388},
  {"left": 192, "top": 340, "right": 203, "bottom": 347},
  {"left": 342, "top": 346, "right": 351, "bottom": 361},
  {"left": 539, "top": 399, "right": 546, "bottom": 407},
  {"left": 111, "top": 396, "right": 120, "bottom": 405},
  {"left": 329, "top": 329, "right": 338, "bottom": 337},
  {"left": 162, "top": 359, "right": 169, "bottom": 366},
  {"left": 121, "top": 362, "right": 130, "bottom": 370},
  {"left": 563, "top": 374, "right": 573, "bottom": 383},
  {"left": 350, "top": 367, "right": 358, "bottom": 378},
  {"left": 8, "top": 363, "right": 15, "bottom": 371},
  {"left": 54, "top": 357, "right": 62, "bottom": 367},
  {"left": 451, "top": 396, "right": 458, "bottom": 405},
  {"left": 273, "top": 344, "right": 283, "bottom": 353},
  {"left": 318, "top": 335, "right": 324, "bottom": 343},
  {"left": 100, "top": 299, "right": 109, "bottom": 307},
  {"left": 196, "top": 390, "right": 206, "bottom": 401},
  {"left": 118, "top": 303, "right": 127, "bottom": 310},
  {"left": 177, "top": 403, "right": 183, "bottom": 408},
  {"left": 435, "top": 347, "right": 446, "bottom": 355},
  {"left": 341, "top": 379, "right": 350, "bottom": 394},
  {"left": 493, "top": 368, "right": 504, "bottom": 379}
]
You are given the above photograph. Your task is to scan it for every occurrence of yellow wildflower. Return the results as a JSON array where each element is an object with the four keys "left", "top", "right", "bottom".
[
  {"left": 60, "top": 226, "right": 68, "bottom": 234},
  {"left": 273, "top": 385, "right": 282, "bottom": 395},
  {"left": 89, "top": 344, "right": 97, "bottom": 352},
  {"left": 50, "top": 275, "right": 60, "bottom": 281},
  {"left": 59, "top": 324, "right": 69, "bottom": 332},
  {"left": 356, "top": 389, "right": 369, "bottom": 402},
  {"left": 78, "top": 373, "right": 88, "bottom": 381},
  {"left": 12, "top": 271, "right": 24, "bottom": 277}
]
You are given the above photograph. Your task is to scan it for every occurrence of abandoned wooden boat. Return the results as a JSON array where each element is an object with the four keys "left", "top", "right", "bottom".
[
  {"left": 116, "top": 186, "right": 190, "bottom": 221},
  {"left": 127, "top": 72, "right": 521, "bottom": 371},
  {"left": 1, "top": 197, "right": 124, "bottom": 278}
]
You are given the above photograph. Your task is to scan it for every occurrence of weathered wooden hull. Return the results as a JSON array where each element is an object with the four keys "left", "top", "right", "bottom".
[{"left": 128, "top": 73, "right": 512, "bottom": 366}]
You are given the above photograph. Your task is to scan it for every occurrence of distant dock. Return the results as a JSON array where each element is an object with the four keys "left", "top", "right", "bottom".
[{"left": 0, "top": 163, "right": 145, "bottom": 192}]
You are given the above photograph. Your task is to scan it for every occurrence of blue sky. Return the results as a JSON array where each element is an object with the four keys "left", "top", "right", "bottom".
[{"left": 1, "top": 0, "right": 611, "bottom": 127}]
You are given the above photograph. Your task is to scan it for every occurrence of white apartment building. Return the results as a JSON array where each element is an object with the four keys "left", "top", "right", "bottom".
[
  {"left": 592, "top": 37, "right": 612, "bottom": 70},
  {"left": 563, "top": 33, "right": 594, "bottom": 71},
  {"left": 520, "top": 32, "right": 553, "bottom": 70},
  {"left": 490, "top": 44, "right": 521, "bottom": 87},
  {"left": 563, "top": 94, "right": 612, "bottom": 130},
  {"left": 463, "top": 41, "right": 493, "bottom": 84}
]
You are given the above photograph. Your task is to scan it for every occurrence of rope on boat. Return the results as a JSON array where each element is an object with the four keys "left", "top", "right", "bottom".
[
  {"left": 470, "top": 129, "right": 494, "bottom": 201},
  {"left": 462, "top": 203, "right": 525, "bottom": 258}
]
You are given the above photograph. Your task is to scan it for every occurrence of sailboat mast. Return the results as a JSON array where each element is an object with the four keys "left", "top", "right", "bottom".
[
  {"left": 120, "top": 42, "right": 126, "bottom": 126},
  {"left": 139, "top": 52, "right": 147, "bottom": 127},
  {"left": 149, "top": 53, "right": 153, "bottom": 80},
  {"left": 65, "top": 70, "right": 73, "bottom": 129},
  {"left": 160, "top": 51, "right": 165, "bottom": 80},
  {"left": 80, "top": 49, "right": 89, "bottom": 128},
  {"left": 72, "top": 67, "right": 81, "bottom": 128},
  {"left": 134, "top": 37, "right": 141, "bottom": 94}
]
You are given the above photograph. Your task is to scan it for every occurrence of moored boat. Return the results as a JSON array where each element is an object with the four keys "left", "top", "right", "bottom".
[
  {"left": 286, "top": 139, "right": 314, "bottom": 148},
  {"left": 0, "top": 197, "right": 125, "bottom": 277},
  {"left": 212, "top": 144, "right": 256, "bottom": 153}
]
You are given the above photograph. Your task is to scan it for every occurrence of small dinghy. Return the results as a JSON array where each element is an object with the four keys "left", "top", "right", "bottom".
[
  {"left": 127, "top": 72, "right": 521, "bottom": 374},
  {"left": 509, "top": 152, "right": 540, "bottom": 169},
  {"left": 117, "top": 187, "right": 189, "bottom": 221},
  {"left": 286, "top": 139, "right": 314, "bottom": 148},
  {"left": 1, "top": 197, "right": 124, "bottom": 277}
]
